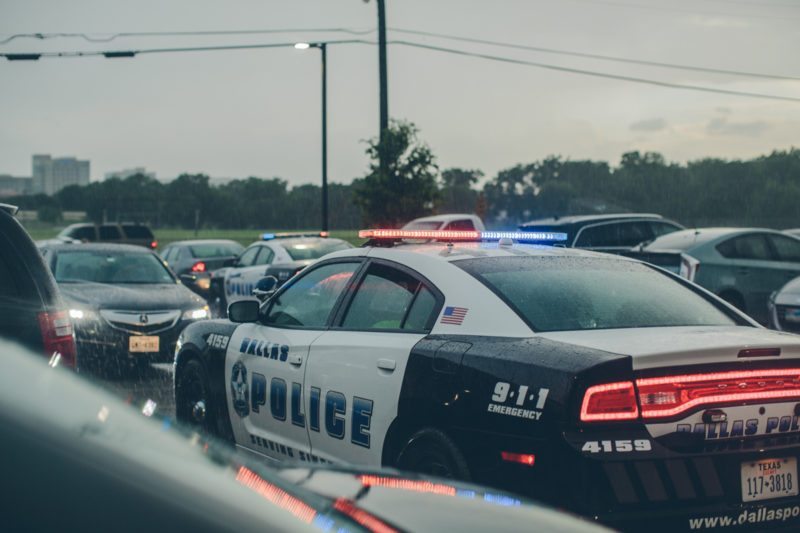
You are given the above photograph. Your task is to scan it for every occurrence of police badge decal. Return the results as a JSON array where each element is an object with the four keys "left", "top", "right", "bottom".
[{"left": 230, "top": 361, "right": 250, "bottom": 417}]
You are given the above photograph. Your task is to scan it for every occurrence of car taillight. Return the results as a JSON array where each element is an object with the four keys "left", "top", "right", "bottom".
[
  {"left": 191, "top": 261, "right": 206, "bottom": 273},
  {"left": 150, "top": 240, "right": 158, "bottom": 249},
  {"left": 37, "top": 310, "right": 77, "bottom": 369},
  {"left": 637, "top": 369, "right": 800, "bottom": 420},
  {"left": 581, "top": 369, "right": 800, "bottom": 423},
  {"left": 580, "top": 381, "right": 639, "bottom": 422}
]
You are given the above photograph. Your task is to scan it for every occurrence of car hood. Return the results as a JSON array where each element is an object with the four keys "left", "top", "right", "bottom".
[
  {"left": 539, "top": 326, "right": 800, "bottom": 370},
  {"left": 59, "top": 282, "right": 205, "bottom": 311},
  {"left": 277, "top": 465, "right": 606, "bottom": 532},
  {"left": 775, "top": 276, "right": 800, "bottom": 305}
]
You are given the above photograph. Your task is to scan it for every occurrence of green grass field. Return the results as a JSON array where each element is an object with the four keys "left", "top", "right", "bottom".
[{"left": 23, "top": 224, "right": 364, "bottom": 247}]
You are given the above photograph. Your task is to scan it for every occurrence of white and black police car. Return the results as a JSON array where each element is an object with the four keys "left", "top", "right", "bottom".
[{"left": 175, "top": 228, "right": 800, "bottom": 531}]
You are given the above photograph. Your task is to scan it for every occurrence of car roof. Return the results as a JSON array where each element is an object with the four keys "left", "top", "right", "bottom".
[
  {"left": 42, "top": 242, "right": 155, "bottom": 253},
  {"left": 165, "top": 239, "right": 241, "bottom": 247},
  {"left": 521, "top": 213, "right": 664, "bottom": 227},
  {"left": 250, "top": 237, "right": 348, "bottom": 247},
  {"left": 646, "top": 227, "right": 787, "bottom": 250},
  {"left": 0, "top": 202, "right": 19, "bottom": 215},
  {"left": 325, "top": 241, "right": 631, "bottom": 264},
  {"left": 405, "top": 213, "right": 479, "bottom": 223}
]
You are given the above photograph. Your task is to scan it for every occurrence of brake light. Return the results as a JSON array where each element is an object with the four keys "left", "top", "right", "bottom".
[
  {"left": 191, "top": 261, "right": 207, "bottom": 273},
  {"left": 581, "top": 369, "right": 800, "bottom": 423},
  {"left": 580, "top": 381, "right": 639, "bottom": 422},
  {"left": 150, "top": 240, "right": 158, "bottom": 249},
  {"left": 637, "top": 369, "right": 800, "bottom": 419},
  {"left": 37, "top": 310, "right": 77, "bottom": 369}
]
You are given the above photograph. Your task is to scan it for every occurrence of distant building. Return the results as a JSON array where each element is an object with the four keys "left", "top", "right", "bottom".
[
  {"left": 104, "top": 167, "right": 156, "bottom": 181},
  {"left": 32, "top": 154, "right": 90, "bottom": 195},
  {"left": 0, "top": 175, "right": 33, "bottom": 197}
]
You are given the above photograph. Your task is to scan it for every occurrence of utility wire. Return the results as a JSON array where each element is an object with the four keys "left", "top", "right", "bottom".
[
  {"left": 391, "top": 40, "right": 800, "bottom": 103},
  {"left": 391, "top": 27, "right": 800, "bottom": 82},
  {"left": 2, "top": 39, "right": 798, "bottom": 103},
  {"left": 4, "top": 26, "right": 796, "bottom": 81},
  {"left": 0, "top": 27, "right": 375, "bottom": 45},
  {"left": 560, "top": 0, "right": 800, "bottom": 21}
]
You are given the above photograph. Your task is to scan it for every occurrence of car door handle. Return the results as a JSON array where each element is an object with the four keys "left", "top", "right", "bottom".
[
  {"left": 229, "top": 272, "right": 242, "bottom": 278},
  {"left": 736, "top": 268, "right": 749, "bottom": 275},
  {"left": 288, "top": 354, "right": 303, "bottom": 367},
  {"left": 377, "top": 358, "right": 396, "bottom": 371}
]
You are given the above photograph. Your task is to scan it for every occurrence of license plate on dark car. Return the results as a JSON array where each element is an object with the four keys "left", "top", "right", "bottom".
[{"left": 741, "top": 457, "right": 798, "bottom": 503}]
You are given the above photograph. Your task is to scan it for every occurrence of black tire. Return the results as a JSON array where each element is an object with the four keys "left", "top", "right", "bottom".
[
  {"left": 395, "top": 428, "right": 471, "bottom": 481},
  {"left": 175, "top": 358, "right": 213, "bottom": 433}
]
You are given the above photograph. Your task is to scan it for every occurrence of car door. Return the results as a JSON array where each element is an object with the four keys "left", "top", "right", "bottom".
[
  {"left": 225, "top": 259, "right": 363, "bottom": 463},
  {"left": 767, "top": 233, "right": 800, "bottom": 286},
  {"left": 715, "top": 232, "right": 782, "bottom": 323},
  {"left": 237, "top": 245, "right": 275, "bottom": 300},
  {"left": 225, "top": 245, "right": 262, "bottom": 305},
  {"left": 304, "top": 259, "right": 443, "bottom": 466}
]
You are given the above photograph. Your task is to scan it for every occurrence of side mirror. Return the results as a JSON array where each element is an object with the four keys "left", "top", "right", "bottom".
[
  {"left": 252, "top": 275, "right": 278, "bottom": 302},
  {"left": 228, "top": 300, "right": 260, "bottom": 323},
  {"left": 179, "top": 273, "right": 197, "bottom": 284}
]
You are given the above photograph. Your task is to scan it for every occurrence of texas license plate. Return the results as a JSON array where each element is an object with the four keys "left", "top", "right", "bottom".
[
  {"left": 741, "top": 457, "right": 798, "bottom": 502},
  {"left": 129, "top": 335, "right": 159, "bottom": 353}
]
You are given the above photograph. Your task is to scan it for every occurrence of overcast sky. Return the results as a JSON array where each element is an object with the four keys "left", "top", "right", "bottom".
[{"left": 1, "top": 0, "right": 799, "bottom": 186}]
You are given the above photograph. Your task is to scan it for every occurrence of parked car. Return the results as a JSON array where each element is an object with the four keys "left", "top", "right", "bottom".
[
  {"left": 769, "top": 276, "right": 800, "bottom": 333},
  {"left": 209, "top": 233, "right": 352, "bottom": 318},
  {"left": 160, "top": 239, "right": 244, "bottom": 298},
  {"left": 0, "top": 203, "right": 77, "bottom": 368},
  {"left": 645, "top": 227, "right": 800, "bottom": 324},
  {"left": 403, "top": 213, "right": 486, "bottom": 232},
  {"left": 519, "top": 213, "right": 684, "bottom": 252},
  {"left": 57, "top": 222, "right": 158, "bottom": 249},
  {"left": 39, "top": 243, "right": 209, "bottom": 376},
  {"left": 0, "top": 337, "right": 607, "bottom": 533}
]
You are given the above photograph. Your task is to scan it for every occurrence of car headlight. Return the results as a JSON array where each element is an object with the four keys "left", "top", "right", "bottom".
[
  {"left": 182, "top": 306, "right": 210, "bottom": 320},
  {"left": 69, "top": 308, "right": 98, "bottom": 321}
]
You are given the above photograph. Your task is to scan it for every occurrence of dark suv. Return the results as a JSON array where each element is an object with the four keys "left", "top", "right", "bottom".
[
  {"left": 0, "top": 203, "right": 77, "bottom": 367},
  {"left": 57, "top": 223, "right": 157, "bottom": 249}
]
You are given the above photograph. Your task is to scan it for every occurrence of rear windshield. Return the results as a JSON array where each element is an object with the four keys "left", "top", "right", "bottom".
[
  {"left": 121, "top": 225, "right": 154, "bottom": 239},
  {"left": 456, "top": 256, "right": 736, "bottom": 332},
  {"left": 189, "top": 243, "right": 243, "bottom": 258},
  {"left": 402, "top": 221, "right": 442, "bottom": 230},
  {"left": 54, "top": 251, "right": 174, "bottom": 284},
  {"left": 284, "top": 240, "right": 352, "bottom": 261}
]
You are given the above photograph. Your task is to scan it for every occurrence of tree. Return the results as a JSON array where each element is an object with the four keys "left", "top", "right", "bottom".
[
  {"left": 353, "top": 120, "right": 440, "bottom": 227},
  {"left": 439, "top": 168, "right": 482, "bottom": 213}
]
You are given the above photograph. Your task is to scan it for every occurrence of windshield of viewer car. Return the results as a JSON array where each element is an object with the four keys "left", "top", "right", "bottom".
[{"left": 54, "top": 251, "right": 175, "bottom": 284}]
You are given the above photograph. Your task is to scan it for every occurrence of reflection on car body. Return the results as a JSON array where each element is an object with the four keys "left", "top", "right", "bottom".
[{"left": 175, "top": 229, "right": 800, "bottom": 531}]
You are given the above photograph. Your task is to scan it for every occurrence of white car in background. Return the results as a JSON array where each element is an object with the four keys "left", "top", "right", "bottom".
[{"left": 402, "top": 213, "right": 486, "bottom": 232}]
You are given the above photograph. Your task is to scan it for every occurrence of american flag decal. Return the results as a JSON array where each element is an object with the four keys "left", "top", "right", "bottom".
[{"left": 440, "top": 306, "right": 468, "bottom": 325}]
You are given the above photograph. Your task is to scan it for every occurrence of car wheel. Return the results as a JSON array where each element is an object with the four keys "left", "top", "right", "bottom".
[
  {"left": 176, "top": 358, "right": 212, "bottom": 433},
  {"left": 395, "top": 428, "right": 471, "bottom": 481}
]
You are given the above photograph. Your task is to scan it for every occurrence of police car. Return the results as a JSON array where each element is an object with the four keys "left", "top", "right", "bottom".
[
  {"left": 208, "top": 232, "right": 352, "bottom": 316},
  {"left": 174, "top": 228, "right": 800, "bottom": 531}
]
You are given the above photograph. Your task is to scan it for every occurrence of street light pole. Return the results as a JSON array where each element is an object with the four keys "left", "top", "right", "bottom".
[
  {"left": 295, "top": 42, "right": 329, "bottom": 232},
  {"left": 376, "top": 0, "right": 389, "bottom": 176},
  {"left": 320, "top": 42, "right": 329, "bottom": 233}
]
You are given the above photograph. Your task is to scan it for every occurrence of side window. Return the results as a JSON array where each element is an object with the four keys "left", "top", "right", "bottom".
[
  {"left": 342, "top": 263, "right": 433, "bottom": 331},
  {"left": 769, "top": 235, "right": 800, "bottom": 263},
  {"left": 403, "top": 285, "right": 438, "bottom": 331},
  {"left": 99, "top": 225, "right": 122, "bottom": 240},
  {"left": 617, "top": 222, "right": 653, "bottom": 247},
  {"left": 71, "top": 226, "right": 96, "bottom": 241},
  {"left": 650, "top": 221, "right": 681, "bottom": 238},
  {"left": 444, "top": 219, "right": 476, "bottom": 231},
  {"left": 574, "top": 224, "right": 618, "bottom": 248},
  {"left": 716, "top": 234, "right": 773, "bottom": 260},
  {"left": 254, "top": 247, "right": 275, "bottom": 266},
  {"left": 237, "top": 246, "right": 260, "bottom": 267},
  {"left": 265, "top": 262, "right": 359, "bottom": 328},
  {"left": 161, "top": 248, "right": 174, "bottom": 262}
]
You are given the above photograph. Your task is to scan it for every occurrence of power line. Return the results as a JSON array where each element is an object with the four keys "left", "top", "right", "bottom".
[
  {"left": 561, "top": 0, "right": 800, "bottom": 21},
  {"left": 391, "top": 27, "right": 800, "bottom": 82},
  {"left": 2, "top": 39, "right": 798, "bottom": 103},
  {"left": 391, "top": 40, "right": 800, "bottom": 103},
  {"left": 0, "top": 28, "right": 375, "bottom": 45}
]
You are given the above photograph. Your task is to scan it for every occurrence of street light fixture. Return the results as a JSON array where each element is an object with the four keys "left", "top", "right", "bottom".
[{"left": 295, "top": 41, "right": 329, "bottom": 232}]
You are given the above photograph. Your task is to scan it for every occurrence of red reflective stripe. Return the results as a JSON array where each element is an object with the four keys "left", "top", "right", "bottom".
[{"left": 501, "top": 452, "right": 536, "bottom": 466}]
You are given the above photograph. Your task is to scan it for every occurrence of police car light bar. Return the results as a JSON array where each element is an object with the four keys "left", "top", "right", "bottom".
[
  {"left": 262, "top": 231, "right": 329, "bottom": 241},
  {"left": 358, "top": 229, "right": 568, "bottom": 242}
]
